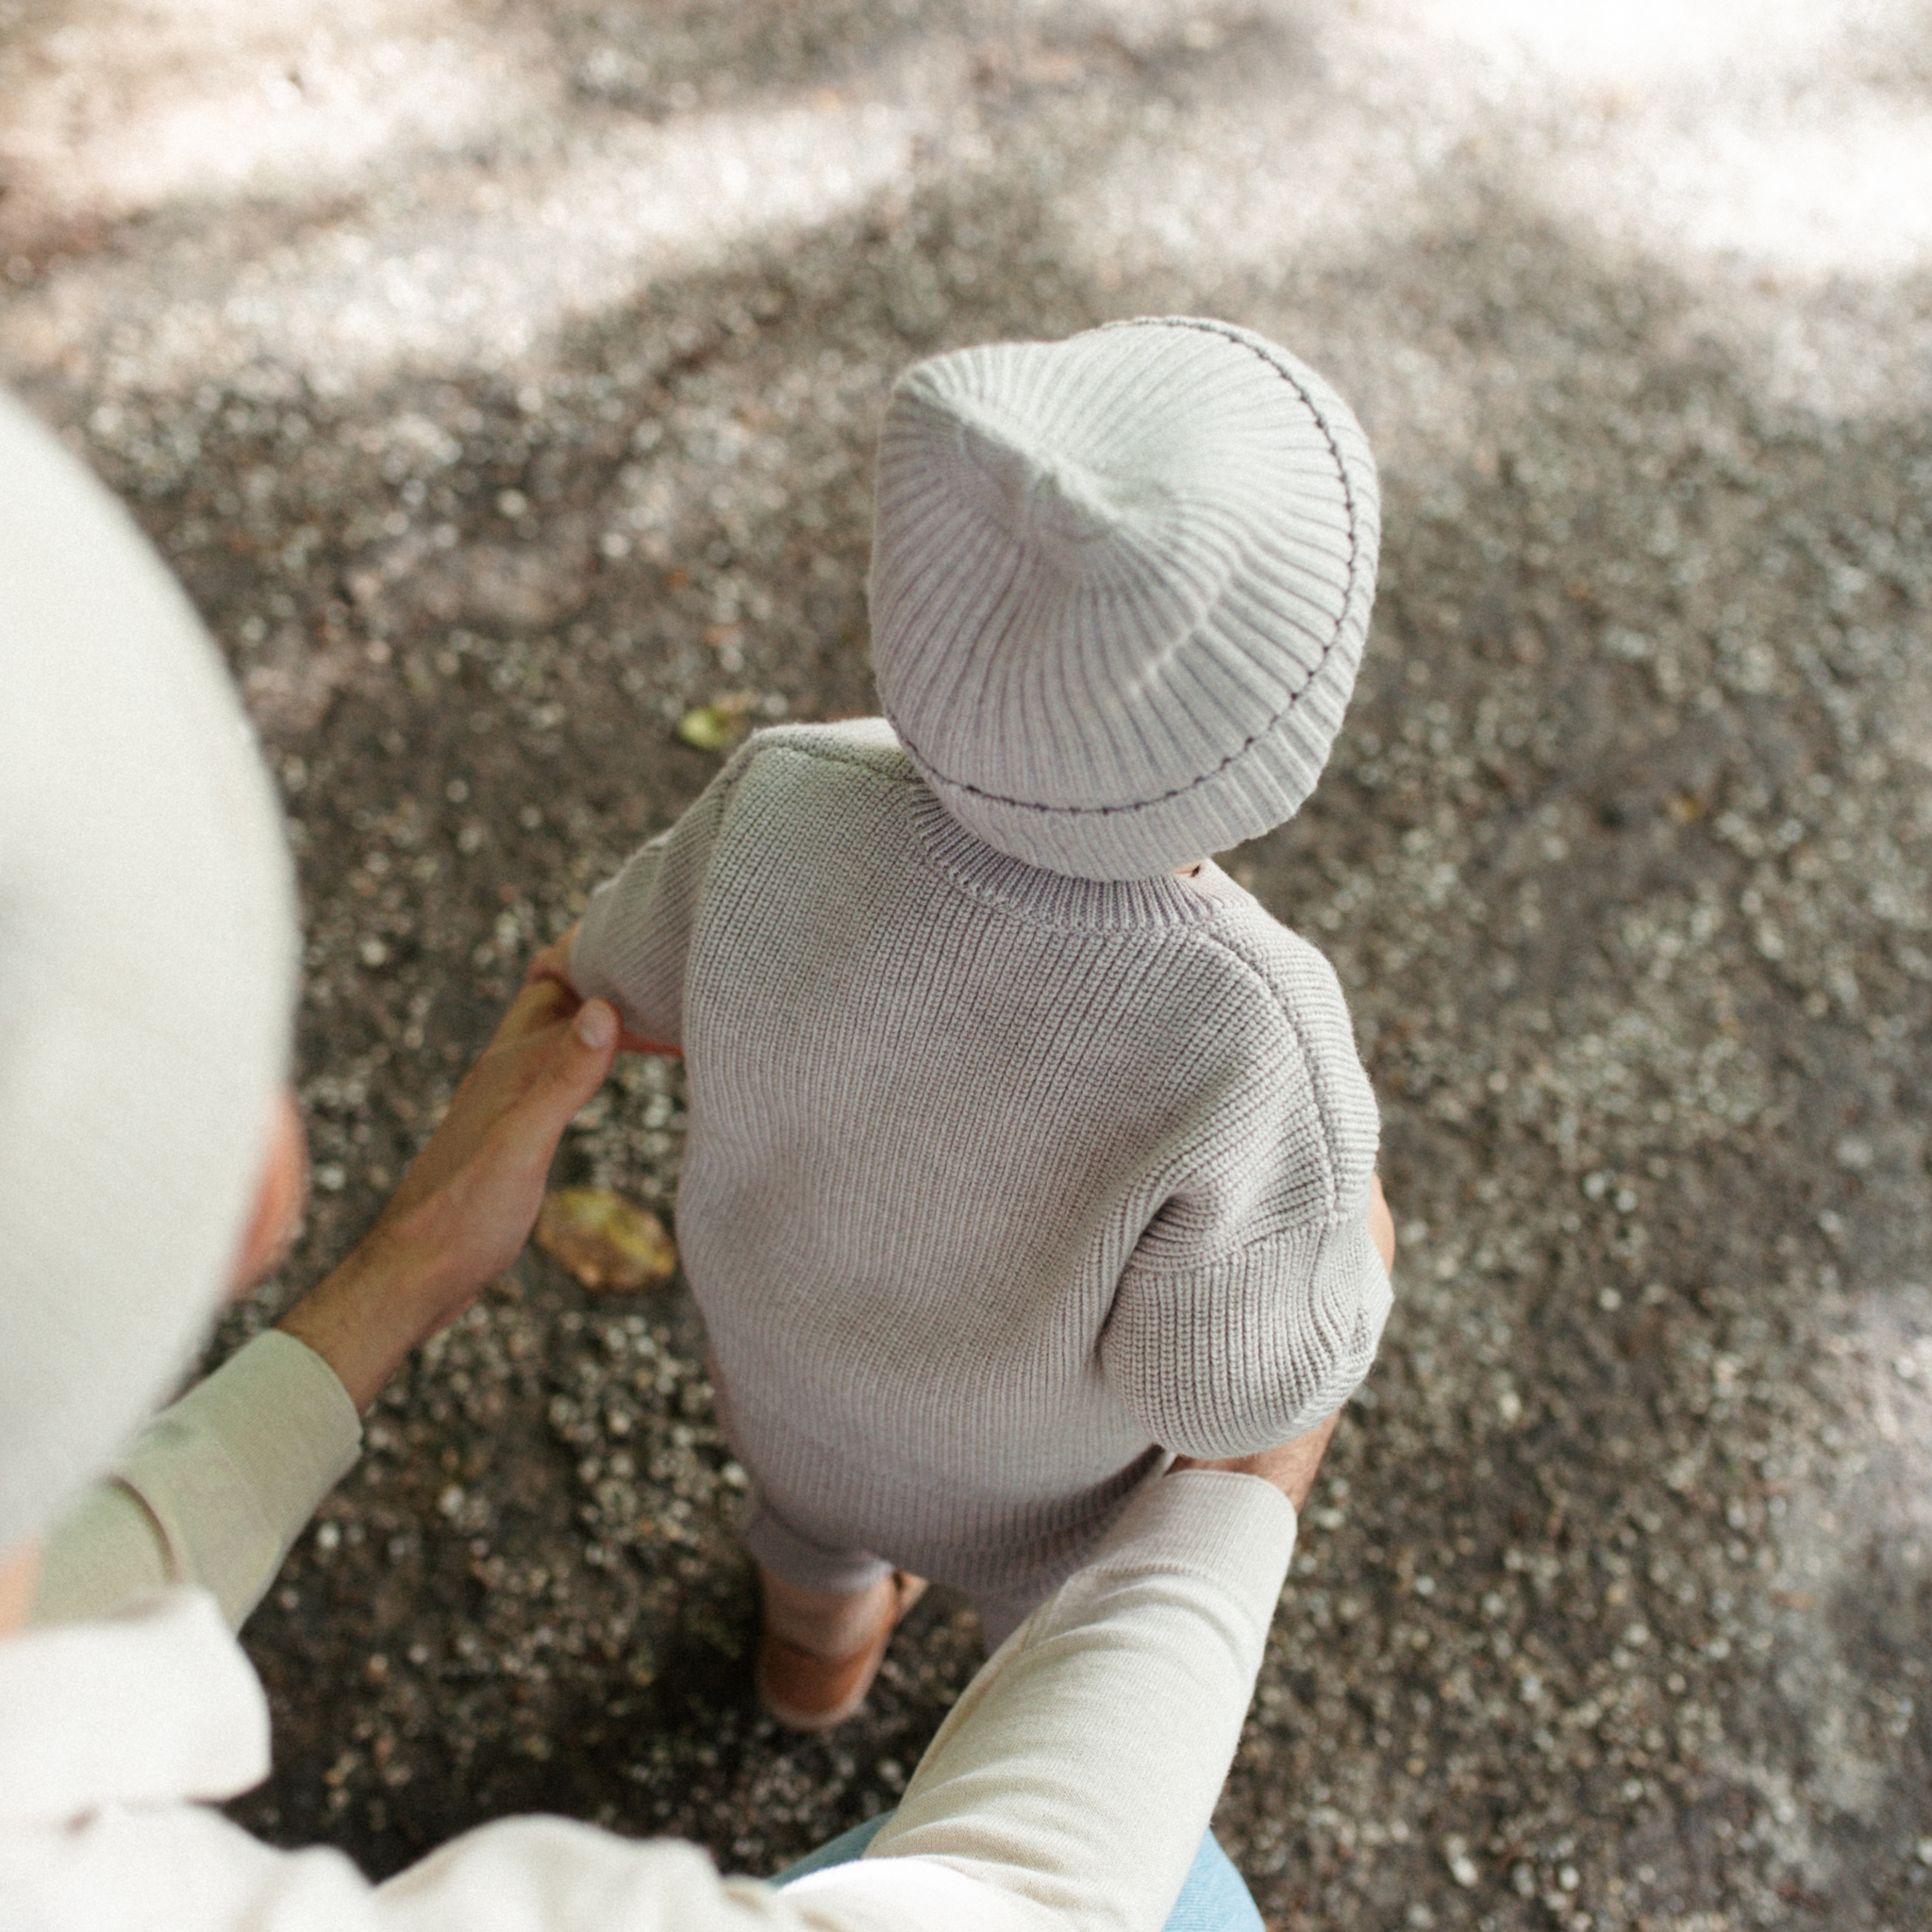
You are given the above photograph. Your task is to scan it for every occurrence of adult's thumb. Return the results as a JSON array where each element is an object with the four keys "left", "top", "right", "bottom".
[
  {"left": 528, "top": 998, "right": 620, "bottom": 1134},
  {"left": 574, "top": 1000, "right": 619, "bottom": 1052}
]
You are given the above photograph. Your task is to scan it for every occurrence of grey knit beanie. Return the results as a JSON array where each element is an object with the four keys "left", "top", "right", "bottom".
[
  {"left": 870, "top": 317, "right": 1379, "bottom": 879},
  {"left": 0, "top": 391, "right": 298, "bottom": 1557}
]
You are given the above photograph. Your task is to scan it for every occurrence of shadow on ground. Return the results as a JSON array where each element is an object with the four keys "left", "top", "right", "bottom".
[{"left": 3, "top": 2, "right": 1929, "bottom": 1924}]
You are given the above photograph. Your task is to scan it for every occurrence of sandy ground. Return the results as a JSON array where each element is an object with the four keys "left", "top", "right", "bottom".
[{"left": 5, "top": 2, "right": 1931, "bottom": 1926}]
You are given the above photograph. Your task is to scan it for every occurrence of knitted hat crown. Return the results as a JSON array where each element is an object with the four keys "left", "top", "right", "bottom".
[
  {"left": 0, "top": 392, "right": 298, "bottom": 1557},
  {"left": 870, "top": 318, "right": 1379, "bottom": 879}
]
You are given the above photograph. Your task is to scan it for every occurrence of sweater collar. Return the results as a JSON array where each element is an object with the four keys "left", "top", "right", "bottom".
[
  {"left": 910, "top": 791, "right": 1234, "bottom": 931},
  {"left": 0, "top": 1587, "right": 269, "bottom": 1822}
]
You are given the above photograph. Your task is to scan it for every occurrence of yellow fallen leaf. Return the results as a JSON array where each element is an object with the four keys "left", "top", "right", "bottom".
[
  {"left": 675, "top": 706, "right": 729, "bottom": 751},
  {"left": 535, "top": 1188, "right": 677, "bottom": 1292},
  {"left": 675, "top": 691, "right": 757, "bottom": 753}
]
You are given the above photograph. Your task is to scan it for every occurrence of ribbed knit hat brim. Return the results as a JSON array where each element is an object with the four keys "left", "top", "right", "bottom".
[
  {"left": 0, "top": 392, "right": 298, "bottom": 1557},
  {"left": 870, "top": 318, "right": 1378, "bottom": 879}
]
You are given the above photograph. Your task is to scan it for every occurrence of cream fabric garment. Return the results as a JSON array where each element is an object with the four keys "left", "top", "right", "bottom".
[
  {"left": 0, "top": 391, "right": 300, "bottom": 1557},
  {"left": 33, "top": 1333, "right": 361, "bottom": 1631},
  {"left": 1, "top": 1474, "right": 1295, "bottom": 1932}
]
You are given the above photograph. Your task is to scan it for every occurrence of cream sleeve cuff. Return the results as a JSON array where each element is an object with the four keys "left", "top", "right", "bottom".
[{"left": 32, "top": 1330, "right": 361, "bottom": 1632}]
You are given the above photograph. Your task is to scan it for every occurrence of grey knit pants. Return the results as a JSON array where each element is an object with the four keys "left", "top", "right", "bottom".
[{"left": 739, "top": 1480, "right": 1091, "bottom": 1648}]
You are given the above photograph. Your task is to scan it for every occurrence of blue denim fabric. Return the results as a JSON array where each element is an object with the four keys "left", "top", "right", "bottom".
[{"left": 776, "top": 1812, "right": 1264, "bottom": 1930}]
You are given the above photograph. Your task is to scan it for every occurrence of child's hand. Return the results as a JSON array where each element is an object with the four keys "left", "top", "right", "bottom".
[
  {"left": 1369, "top": 1172, "right": 1394, "bottom": 1273},
  {"left": 525, "top": 920, "right": 682, "bottom": 1058},
  {"left": 524, "top": 925, "right": 579, "bottom": 993}
]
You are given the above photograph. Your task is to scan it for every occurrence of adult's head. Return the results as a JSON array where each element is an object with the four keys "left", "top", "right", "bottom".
[
  {"left": 869, "top": 317, "right": 1380, "bottom": 881},
  {"left": 0, "top": 392, "right": 299, "bottom": 1563}
]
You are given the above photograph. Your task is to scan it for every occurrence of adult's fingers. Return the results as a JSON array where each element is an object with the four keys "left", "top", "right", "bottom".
[
  {"left": 1170, "top": 1407, "right": 1343, "bottom": 1510},
  {"left": 618, "top": 1027, "right": 682, "bottom": 1057},
  {"left": 517, "top": 997, "right": 621, "bottom": 1144}
]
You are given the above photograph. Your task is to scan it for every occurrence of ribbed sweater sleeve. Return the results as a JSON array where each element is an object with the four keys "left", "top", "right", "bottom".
[
  {"left": 1101, "top": 931, "right": 1391, "bottom": 1457},
  {"left": 569, "top": 749, "right": 749, "bottom": 1050}
]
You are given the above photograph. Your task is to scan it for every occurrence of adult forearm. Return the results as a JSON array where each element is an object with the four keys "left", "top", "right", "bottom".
[
  {"left": 278, "top": 980, "right": 622, "bottom": 1413},
  {"left": 39, "top": 981, "right": 620, "bottom": 1626},
  {"left": 799, "top": 1472, "right": 1296, "bottom": 1932},
  {"left": 276, "top": 1234, "right": 448, "bottom": 1415}
]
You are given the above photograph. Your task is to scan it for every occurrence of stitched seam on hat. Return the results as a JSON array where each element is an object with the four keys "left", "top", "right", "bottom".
[{"left": 884, "top": 317, "right": 1371, "bottom": 821}]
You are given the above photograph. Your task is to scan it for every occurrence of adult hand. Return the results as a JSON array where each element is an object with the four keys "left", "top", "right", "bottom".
[
  {"left": 525, "top": 922, "right": 681, "bottom": 1058},
  {"left": 277, "top": 980, "right": 621, "bottom": 1410},
  {"left": 1169, "top": 1409, "right": 1342, "bottom": 1510}
]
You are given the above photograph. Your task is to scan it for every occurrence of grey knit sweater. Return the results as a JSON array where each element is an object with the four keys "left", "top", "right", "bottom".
[{"left": 572, "top": 720, "right": 1389, "bottom": 1609}]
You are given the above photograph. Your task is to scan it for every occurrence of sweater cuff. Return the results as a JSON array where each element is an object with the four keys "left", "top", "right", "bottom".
[{"left": 121, "top": 1330, "right": 361, "bottom": 1630}]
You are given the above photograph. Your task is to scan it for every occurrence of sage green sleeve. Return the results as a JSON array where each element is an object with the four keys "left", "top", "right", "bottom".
[{"left": 31, "top": 1330, "right": 361, "bottom": 1631}]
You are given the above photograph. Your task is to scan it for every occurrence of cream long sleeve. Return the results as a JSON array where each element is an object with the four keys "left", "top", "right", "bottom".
[
  {"left": 1, "top": 1471, "right": 1296, "bottom": 1932},
  {"left": 30, "top": 1330, "right": 361, "bottom": 1631}
]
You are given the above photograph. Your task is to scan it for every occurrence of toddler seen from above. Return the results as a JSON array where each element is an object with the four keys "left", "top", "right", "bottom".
[{"left": 553, "top": 316, "right": 1395, "bottom": 1727}]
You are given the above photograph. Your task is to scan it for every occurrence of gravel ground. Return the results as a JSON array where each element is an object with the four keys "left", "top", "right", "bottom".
[{"left": 5, "top": 3, "right": 1931, "bottom": 1926}]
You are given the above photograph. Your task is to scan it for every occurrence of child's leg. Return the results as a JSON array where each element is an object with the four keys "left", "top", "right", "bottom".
[
  {"left": 738, "top": 1481, "right": 924, "bottom": 1728},
  {"left": 760, "top": 1566, "right": 904, "bottom": 1660},
  {"left": 757, "top": 1565, "right": 927, "bottom": 1731},
  {"left": 737, "top": 1481, "right": 892, "bottom": 1603}
]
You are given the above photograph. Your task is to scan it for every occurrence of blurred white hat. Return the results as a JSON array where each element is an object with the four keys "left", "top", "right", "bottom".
[{"left": 0, "top": 391, "right": 298, "bottom": 1556}]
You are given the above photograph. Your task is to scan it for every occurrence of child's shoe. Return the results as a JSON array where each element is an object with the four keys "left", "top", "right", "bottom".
[{"left": 757, "top": 1571, "right": 927, "bottom": 1732}]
